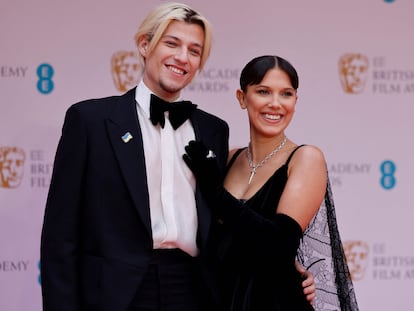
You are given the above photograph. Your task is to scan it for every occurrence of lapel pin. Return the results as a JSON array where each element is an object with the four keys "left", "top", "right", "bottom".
[{"left": 121, "top": 132, "right": 133, "bottom": 143}]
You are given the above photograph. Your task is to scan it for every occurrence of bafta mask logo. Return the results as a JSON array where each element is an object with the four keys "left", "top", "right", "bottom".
[
  {"left": 343, "top": 240, "right": 369, "bottom": 281},
  {"left": 0, "top": 146, "right": 26, "bottom": 188},
  {"left": 111, "top": 51, "right": 141, "bottom": 92},
  {"left": 338, "top": 53, "right": 369, "bottom": 94}
]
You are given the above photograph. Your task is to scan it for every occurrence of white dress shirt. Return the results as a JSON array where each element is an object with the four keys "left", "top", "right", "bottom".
[{"left": 135, "top": 81, "right": 198, "bottom": 257}]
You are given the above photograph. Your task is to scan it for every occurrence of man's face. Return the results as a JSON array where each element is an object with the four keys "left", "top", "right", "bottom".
[
  {"left": 0, "top": 149, "right": 25, "bottom": 188},
  {"left": 140, "top": 20, "right": 204, "bottom": 101}
]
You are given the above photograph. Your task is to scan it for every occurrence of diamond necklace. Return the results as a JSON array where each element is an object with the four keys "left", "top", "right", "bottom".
[{"left": 246, "top": 136, "right": 287, "bottom": 185}]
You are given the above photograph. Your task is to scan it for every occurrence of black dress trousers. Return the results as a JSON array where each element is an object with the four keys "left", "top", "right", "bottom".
[{"left": 128, "top": 249, "right": 203, "bottom": 311}]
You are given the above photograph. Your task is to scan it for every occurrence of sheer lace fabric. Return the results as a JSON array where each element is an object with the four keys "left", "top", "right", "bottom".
[{"left": 296, "top": 177, "right": 359, "bottom": 311}]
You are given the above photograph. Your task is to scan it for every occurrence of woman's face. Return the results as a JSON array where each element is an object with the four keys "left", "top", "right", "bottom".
[{"left": 237, "top": 68, "right": 297, "bottom": 139}]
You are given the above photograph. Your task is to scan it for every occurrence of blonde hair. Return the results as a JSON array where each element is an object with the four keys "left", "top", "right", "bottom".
[{"left": 134, "top": 2, "right": 212, "bottom": 71}]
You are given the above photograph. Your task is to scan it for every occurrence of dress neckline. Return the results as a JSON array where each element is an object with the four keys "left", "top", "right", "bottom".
[{"left": 227, "top": 144, "right": 306, "bottom": 203}]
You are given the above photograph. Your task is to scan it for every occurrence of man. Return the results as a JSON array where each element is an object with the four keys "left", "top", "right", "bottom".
[{"left": 40, "top": 3, "right": 314, "bottom": 311}]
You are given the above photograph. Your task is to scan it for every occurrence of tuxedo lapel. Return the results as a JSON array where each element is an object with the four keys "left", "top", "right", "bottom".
[
  {"left": 105, "top": 88, "right": 152, "bottom": 234},
  {"left": 191, "top": 110, "right": 215, "bottom": 141},
  {"left": 190, "top": 111, "right": 214, "bottom": 248}
]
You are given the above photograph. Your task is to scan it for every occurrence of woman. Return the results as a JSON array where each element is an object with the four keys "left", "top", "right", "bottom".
[{"left": 183, "top": 55, "right": 358, "bottom": 310}]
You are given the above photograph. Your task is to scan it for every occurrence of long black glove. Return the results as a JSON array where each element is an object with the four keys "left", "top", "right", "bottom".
[
  {"left": 183, "top": 140, "right": 223, "bottom": 201},
  {"left": 183, "top": 140, "right": 303, "bottom": 260},
  {"left": 183, "top": 140, "right": 244, "bottom": 222}
]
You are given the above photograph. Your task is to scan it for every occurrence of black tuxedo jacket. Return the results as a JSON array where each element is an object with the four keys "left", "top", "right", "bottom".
[{"left": 40, "top": 88, "right": 229, "bottom": 311}]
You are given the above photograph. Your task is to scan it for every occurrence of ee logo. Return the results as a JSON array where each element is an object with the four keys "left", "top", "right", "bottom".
[
  {"left": 36, "top": 63, "right": 54, "bottom": 94},
  {"left": 38, "top": 260, "right": 41, "bottom": 285},
  {"left": 380, "top": 160, "right": 396, "bottom": 190}
]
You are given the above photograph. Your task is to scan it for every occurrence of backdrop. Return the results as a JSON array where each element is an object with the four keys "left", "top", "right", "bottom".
[{"left": 1, "top": 0, "right": 413, "bottom": 310}]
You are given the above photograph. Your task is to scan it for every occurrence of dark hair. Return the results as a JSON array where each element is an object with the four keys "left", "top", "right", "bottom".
[{"left": 239, "top": 55, "right": 299, "bottom": 92}]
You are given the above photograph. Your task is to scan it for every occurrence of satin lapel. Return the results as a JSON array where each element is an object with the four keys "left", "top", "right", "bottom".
[
  {"left": 105, "top": 88, "right": 151, "bottom": 234},
  {"left": 190, "top": 110, "right": 224, "bottom": 145},
  {"left": 190, "top": 111, "right": 212, "bottom": 249}
]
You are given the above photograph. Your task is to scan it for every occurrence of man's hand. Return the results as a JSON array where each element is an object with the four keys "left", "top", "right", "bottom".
[{"left": 296, "top": 261, "right": 316, "bottom": 304}]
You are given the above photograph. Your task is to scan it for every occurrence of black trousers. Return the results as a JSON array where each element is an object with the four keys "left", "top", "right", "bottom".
[{"left": 128, "top": 249, "right": 203, "bottom": 311}]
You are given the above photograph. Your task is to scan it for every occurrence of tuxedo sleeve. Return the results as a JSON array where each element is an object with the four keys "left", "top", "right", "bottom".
[{"left": 40, "top": 104, "right": 87, "bottom": 311}]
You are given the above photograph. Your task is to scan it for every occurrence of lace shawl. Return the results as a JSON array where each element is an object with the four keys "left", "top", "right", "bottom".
[{"left": 296, "top": 176, "right": 359, "bottom": 311}]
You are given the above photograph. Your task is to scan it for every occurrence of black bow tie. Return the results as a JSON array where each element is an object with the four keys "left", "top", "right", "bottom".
[{"left": 149, "top": 94, "right": 197, "bottom": 130}]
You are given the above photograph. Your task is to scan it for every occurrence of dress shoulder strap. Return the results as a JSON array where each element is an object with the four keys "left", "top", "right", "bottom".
[
  {"left": 225, "top": 148, "right": 246, "bottom": 175},
  {"left": 285, "top": 144, "right": 306, "bottom": 166}
]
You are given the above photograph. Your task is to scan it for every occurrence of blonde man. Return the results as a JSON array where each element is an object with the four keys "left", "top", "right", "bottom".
[{"left": 40, "top": 3, "right": 314, "bottom": 311}]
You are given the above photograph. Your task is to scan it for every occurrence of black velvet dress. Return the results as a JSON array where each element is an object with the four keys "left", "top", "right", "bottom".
[{"left": 216, "top": 146, "right": 315, "bottom": 311}]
